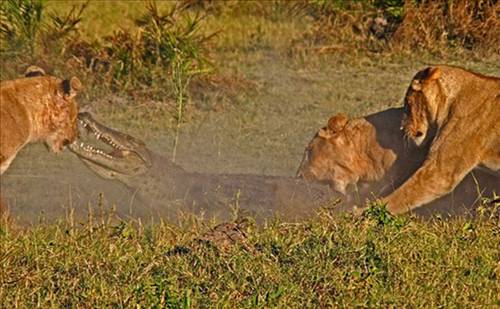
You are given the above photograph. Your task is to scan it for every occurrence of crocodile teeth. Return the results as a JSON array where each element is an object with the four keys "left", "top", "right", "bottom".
[
  {"left": 102, "top": 136, "right": 122, "bottom": 150},
  {"left": 78, "top": 120, "right": 89, "bottom": 128},
  {"left": 76, "top": 120, "right": 126, "bottom": 157}
]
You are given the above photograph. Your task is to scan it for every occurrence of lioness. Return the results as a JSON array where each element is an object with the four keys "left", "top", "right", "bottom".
[
  {"left": 297, "top": 108, "right": 499, "bottom": 214},
  {"left": 0, "top": 73, "right": 82, "bottom": 174},
  {"left": 384, "top": 65, "right": 500, "bottom": 214},
  {"left": 1, "top": 69, "right": 81, "bottom": 224},
  {"left": 298, "top": 110, "right": 406, "bottom": 195},
  {"left": 297, "top": 108, "right": 433, "bottom": 195}
]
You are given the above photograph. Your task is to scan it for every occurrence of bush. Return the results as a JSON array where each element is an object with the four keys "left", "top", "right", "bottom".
[
  {"left": 61, "top": 1, "right": 215, "bottom": 103},
  {"left": 392, "top": 0, "right": 499, "bottom": 55},
  {"left": 291, "top": 0, "right": 498, "bottom": 57},
  {"left": 291, "top": 0, "right": 398, "bottom": 56},
  {"left": 109, "top": 2, "right": 213, "bottom": 89},
  {"left": 1, "top": 1, "right": 214, "bottom": 101},
  {"left": 0, "top": 0, "right": 85, "bottom": 59},
  {"left": 0, "top": 0, "right": 44, "bottom": 57}
]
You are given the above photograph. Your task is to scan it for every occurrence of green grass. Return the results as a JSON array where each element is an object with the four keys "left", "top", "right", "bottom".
[{"left": 1, "top": 206, "right": 499, "bottom": 307}]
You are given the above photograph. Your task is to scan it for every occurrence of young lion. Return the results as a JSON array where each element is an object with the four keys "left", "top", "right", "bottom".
[
  {"left": 297, "top": 108, "right": 499, "bottom": 214},
  {"left": 0, "top": 73, "right": 82, "bottom": 174},
  {"left": 298, "top": 111, "right": 398, "bottom": 194},
  {"left": 384, "top": 65, "right": 500, "bottom": 214},
  {"left": 297, "top": 108, "right": 429, "bottom": 196},
  {"left": 1, "top": 69, "right": 81, "bottom": 223}
]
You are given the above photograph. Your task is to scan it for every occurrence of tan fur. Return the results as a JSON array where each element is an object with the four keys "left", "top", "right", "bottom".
[
  {"left": 0, "top": 75, "right": 81, "bottom": 174},
  {"left": 1, "top": 73, "right": 81, "bottom": 224},
  {"left": 297, "top": 113, "right": 397, "bottom": 194},
  {"left": 385, "top": 65, "right": 500, "bottom": 214}
]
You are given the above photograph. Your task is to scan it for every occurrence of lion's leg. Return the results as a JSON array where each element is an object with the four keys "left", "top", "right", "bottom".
[
  {"left": 481, "top": 147, "right": 500, "bottom": 172},
  {"left": 384, "top": 136, "right": 481, "bottom": 214}
]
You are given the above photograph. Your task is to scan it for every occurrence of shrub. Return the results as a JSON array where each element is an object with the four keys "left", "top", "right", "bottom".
[
  {"left": 0, "top": 0, "right": 85, "bottom": 59},
  {"left": 62, "top": 1, "right": 215, "bottom": 102},
  {"left": 291, "top": 1, "right": 397, "bottom": 57},
  {"left": 392, "top": 0, "right": 499, "bottom": 55},
  {"left": 0, "top": 0, "right": 44, "bottom": 57},
  {"left": 291, "top": 0, "right": 498, "bottom": 57}
]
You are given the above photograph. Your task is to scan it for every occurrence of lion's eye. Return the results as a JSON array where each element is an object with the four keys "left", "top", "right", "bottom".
[
  {"left": 403, "top": 103, "right": 411, "bottom": 115},
  {"left": 305, "top": 148, "right": 312, "bottom": 159}
]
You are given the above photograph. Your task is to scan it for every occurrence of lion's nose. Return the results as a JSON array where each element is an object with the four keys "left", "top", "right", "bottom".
[
  {"left": 63, "top": 139, "right": 71, "bottom": 146},
  {"left": 415, "top": 131, "right": 424, "bottom": 137}
]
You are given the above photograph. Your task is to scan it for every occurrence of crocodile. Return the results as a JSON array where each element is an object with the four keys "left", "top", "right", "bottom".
[
  {"left": 68, "top": 112, "right": 347, "bottom": 223},
  {"left": 69, "top": 112, "right": 499, "bottom": 222}
]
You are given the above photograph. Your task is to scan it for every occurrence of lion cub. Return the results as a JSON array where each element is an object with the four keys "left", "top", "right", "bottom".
[
  {"left": 297, "top": 108, "right": 499, "bottom": 214},
  {"left": 297, "top": 111, "right": 400, "bottom": 195},
  {"left": 385, "top": 65, "right": 499, "bottom": 214},
  {"left": 0, "top": 70, "right": 82, "bottom": 174}
]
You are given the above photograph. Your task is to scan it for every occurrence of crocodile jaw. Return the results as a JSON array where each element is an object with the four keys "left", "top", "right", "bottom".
[{"left": 69, "top": 113, "right": 150, "bottom": 177}]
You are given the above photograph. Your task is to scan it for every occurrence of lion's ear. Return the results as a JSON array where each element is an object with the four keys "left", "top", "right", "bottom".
[
  {"left": 60, "top": 77, "right": 82, "bottom": 99},
  {"left": 327, "top": 113, "right": 348, "bottom": 133},
  {"left": 427, "top": 67, "right": 441, "bottom": 80},
  {"left": 24, "top": 65, "right": 45, "bottom": 77},
  {"left": 318, "top": 128, "right": 332, "bottom": 139},
  {"left": 411, "top": 79, "right": 422, "bottom": 91},
  {"left": 413, "top": 67, "right": 441, "bottom": 91}
]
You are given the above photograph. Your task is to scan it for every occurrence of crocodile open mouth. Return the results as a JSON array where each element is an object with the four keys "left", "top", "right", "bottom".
[
  {"left": 69, "top": 112, "right": 151, "bottom": 177},
  {"left": 74, "top": 116, "right": 127, "bottom": 160},
  {"left": 71, "top": 115, "right": 130, "bottom": 159}
]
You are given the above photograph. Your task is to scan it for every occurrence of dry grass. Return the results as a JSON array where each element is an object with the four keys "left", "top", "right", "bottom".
[
  {"left": 393, "top": 0, "right": 500, "bottom": 56},
  {"left": 291, "top": 0, "right": 499, "bottom": 59}
]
